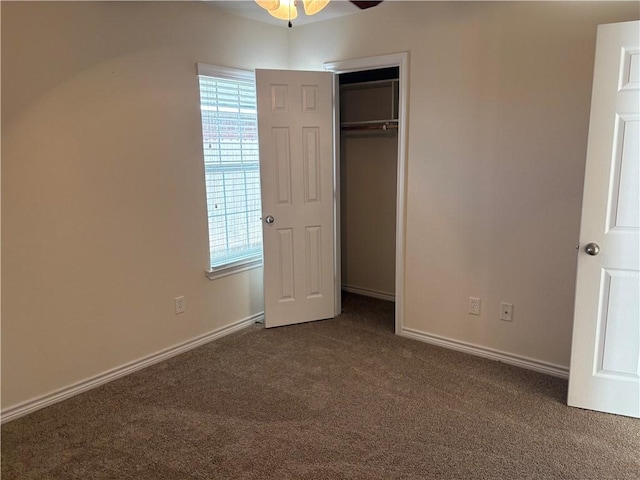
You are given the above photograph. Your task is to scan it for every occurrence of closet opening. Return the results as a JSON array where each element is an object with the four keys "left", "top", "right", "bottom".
[{"left": 338, "top": 66, "right": 400, "bottom": 325}]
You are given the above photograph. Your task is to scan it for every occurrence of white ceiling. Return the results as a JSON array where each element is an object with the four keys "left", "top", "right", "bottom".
[{"left": 208, "top": 0, "right": 367, "bottom": 28}]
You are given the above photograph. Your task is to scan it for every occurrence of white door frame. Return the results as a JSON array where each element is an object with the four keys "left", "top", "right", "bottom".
[{"left": 324, "top": 52, "right": 409, "bottom": 334}]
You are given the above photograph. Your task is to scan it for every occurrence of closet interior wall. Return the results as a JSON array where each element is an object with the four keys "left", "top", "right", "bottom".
[{"left": 340, "top": 73, "right": 399, "bottom": 300}]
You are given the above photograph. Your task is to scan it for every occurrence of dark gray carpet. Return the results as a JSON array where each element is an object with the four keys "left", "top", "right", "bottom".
[{"left": 2, "top": 293, "right": 639, "bottom": 479}]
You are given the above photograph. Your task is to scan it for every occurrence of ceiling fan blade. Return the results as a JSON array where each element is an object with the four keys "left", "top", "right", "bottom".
[{"left": 349, "top": 1, "right": 383, "bottom": 10}]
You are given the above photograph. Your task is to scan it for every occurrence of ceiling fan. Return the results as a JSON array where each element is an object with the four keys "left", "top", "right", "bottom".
[
  {"left": 350, "top": 2, "right": 383, "bottom": 9},
  {"left": 255, "top": 0, "right": 384, "bottom": 27}
]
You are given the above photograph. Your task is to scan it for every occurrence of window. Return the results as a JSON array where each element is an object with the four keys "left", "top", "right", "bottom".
[{"left": 197, "top": 64, "right": 263, "bottom": 278}]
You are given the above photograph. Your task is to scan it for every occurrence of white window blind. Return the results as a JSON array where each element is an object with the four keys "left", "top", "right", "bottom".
[{"left": 197, "top": 65, "right": 263, "bottom": 272}]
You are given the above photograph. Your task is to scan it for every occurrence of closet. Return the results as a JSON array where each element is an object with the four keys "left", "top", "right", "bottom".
[{"left": 339, "top": 67, "right": 399, "bottom": 301}]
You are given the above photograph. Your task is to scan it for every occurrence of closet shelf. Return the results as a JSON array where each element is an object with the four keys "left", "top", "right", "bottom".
[{"left": 340, "top": 79, "right": 398, "bottom": 90}]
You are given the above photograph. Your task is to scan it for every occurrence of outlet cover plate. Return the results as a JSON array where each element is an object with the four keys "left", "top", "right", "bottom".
[
  {"left": 174, "top": 296, "right": 186, "bottom": 315},
  {"left": 469, "top": 297, "right": 481, "bottom": 316}
]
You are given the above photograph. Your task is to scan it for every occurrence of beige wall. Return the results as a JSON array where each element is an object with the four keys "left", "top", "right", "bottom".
[
  {"left": 4, "top": 1, "right": 640, "bottom": 412},
  {"left": 1, "top": 1, "right": 286, "bottom": 409},
  {"left": 341, "top": 134, "right": 397, "bottom": 296},
  {"left": 290, "top": 2, "right": 640, "bottom": 368}
]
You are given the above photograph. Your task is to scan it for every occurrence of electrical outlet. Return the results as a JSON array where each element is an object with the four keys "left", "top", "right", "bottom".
[
  {"left": 174, "top": 296, "right": 186, "bottom": 315},
  {"left": 500, "top": 302, "right": 513, "bottom": 322},
  {"left": 469, "top": 297, "right": 481, "bottom": 316}
]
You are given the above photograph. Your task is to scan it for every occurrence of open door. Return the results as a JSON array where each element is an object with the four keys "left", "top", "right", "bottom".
[
  {"left": 568, "top": 21, "right": 640, "bottom": 418},
  {"left": 256, "top": 69, "right": 336, "bottom": 328}
]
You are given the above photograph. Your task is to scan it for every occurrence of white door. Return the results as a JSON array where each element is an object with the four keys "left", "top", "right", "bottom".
[
  {"left": 568, "top": 20, "right": 640, "bottom": 418},
  {"left": 256, "top": 69, "right": 336, "bottom": 328}
]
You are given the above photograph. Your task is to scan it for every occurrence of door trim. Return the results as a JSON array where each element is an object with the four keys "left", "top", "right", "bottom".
[{"left": 324, "top": 52, "right": 409, "bottom": 335}]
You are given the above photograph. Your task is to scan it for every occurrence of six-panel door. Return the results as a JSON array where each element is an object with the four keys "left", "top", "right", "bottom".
[
  {"left": 568, "top": 21, "right": 640, "bottom": 418},
  {"left": 256, "top": 69, "right": 335, "bottom": 328}
]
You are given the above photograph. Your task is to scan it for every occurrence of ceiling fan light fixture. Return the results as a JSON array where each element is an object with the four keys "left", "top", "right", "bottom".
[
  {"left": 302, "top": 0, "right": 330, "bottom": 16},
  {"left": 255, "top": 0, "right": 281, "bottom": 11},
  {"left": 267, "top": 0, "right": 298, "bottom": 20}
]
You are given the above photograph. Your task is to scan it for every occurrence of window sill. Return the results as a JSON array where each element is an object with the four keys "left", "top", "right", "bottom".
[{"left": 205, "top": 258, "right": 263, "bottom": 281}]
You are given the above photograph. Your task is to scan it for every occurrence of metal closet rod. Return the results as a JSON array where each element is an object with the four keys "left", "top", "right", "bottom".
[{"left": 340, "top": 121, "right": 399, "bottom": 131}]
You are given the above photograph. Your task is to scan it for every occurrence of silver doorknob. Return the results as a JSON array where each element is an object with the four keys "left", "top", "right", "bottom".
[
  {"left": 584, "top": 242, "right": 600, "bottom": 256},
  {"left": 265, "top": 215, "right": 275, "bottom": 224}
]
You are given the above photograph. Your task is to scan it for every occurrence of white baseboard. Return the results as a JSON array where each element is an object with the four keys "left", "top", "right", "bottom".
[
  {"left": 342, "top": 285, "right": 395, "bottom": 302},
  {"left": 1, "top": 312, "right": 264, "bottom": 424},
  {"left": 400, "top": 327, "right": 569, "bottom": 379}
]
